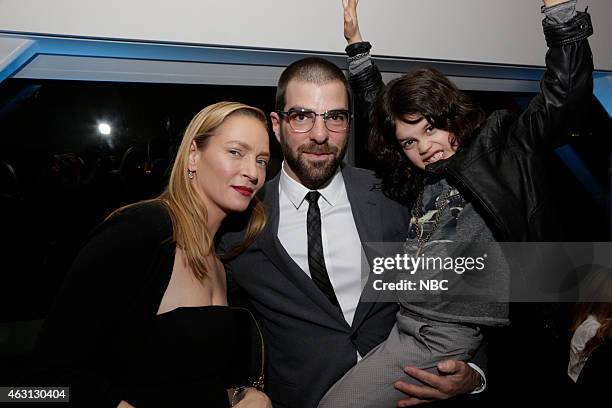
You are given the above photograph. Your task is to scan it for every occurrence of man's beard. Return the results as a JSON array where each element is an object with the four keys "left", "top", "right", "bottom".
[{"left": 280, "top": 130, "right": 348, "bottom": 190}]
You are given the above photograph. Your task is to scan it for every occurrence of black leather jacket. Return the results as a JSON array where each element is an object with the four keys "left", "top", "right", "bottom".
[{"left": 347, "top": 11, "right": 594, "bottom": 242}]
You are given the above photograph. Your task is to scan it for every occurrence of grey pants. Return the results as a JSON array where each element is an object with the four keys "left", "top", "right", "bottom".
[{"left": 318, "top": 310, "right": 482, "bottom": 408}]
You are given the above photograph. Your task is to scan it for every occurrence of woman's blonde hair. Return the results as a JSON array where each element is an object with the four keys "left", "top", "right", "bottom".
[{"left": 113, "top": 101, "right": 268, "bottom": 280}]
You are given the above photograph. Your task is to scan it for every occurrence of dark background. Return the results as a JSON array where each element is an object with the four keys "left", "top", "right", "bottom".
[{"left": 0, "top": 78, "right": 610, "bottom": 395}]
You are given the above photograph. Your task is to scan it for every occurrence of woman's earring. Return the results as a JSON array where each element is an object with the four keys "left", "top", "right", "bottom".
[{"left": 188, "top": 170, "right": 195, "bottom": 179}]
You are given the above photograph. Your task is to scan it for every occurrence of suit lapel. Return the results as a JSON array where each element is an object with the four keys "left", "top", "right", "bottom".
[
  {"left": 343, "top": 166, "right": 384, "bottom": 245},
  {"left": 257, "top": 174, "right": 349, "bottom": 327},
  {"left": 342, "top": 166, "right": 386, "bottom": 331}
]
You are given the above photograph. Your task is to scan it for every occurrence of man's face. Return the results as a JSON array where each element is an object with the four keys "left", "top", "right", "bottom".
[{"left": 271, "top": 79, "right": 349, "bottom": 189}]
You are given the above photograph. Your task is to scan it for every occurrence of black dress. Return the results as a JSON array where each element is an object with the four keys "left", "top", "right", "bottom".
[
  {"left": 26, "top": 202, "right": 262, "bottom": 408},
  {"left": 121, "top": 306, "right": 260, "bottom": 408}
]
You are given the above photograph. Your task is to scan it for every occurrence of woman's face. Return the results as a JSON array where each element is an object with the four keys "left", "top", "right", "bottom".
[
  {"left": 395, "top": 115, "right": 457, "bottom": 170},
  {"left": 189, "top": 114, "right": 269, "bottom": 215}
]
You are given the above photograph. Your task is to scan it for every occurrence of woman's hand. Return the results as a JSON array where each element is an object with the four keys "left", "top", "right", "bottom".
[
  {"left": 233, "top": 388, "right": 272, "bottom": 408},
  {"left": 342, "top": 0, "right": 363, "bottom": 44}
]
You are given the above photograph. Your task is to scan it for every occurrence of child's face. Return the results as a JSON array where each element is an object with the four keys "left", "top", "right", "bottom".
[{"left": 395, "top": 115, "right": 458, "bottom": 170}]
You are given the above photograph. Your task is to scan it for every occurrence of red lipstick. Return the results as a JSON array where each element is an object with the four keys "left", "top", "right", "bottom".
[{"left": 232, "top": 186, "right": 253, "bottom": 196}]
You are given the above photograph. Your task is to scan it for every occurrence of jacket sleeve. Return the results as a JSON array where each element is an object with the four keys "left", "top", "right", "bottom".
[
  {"left": 346, "top": 42, "right": 385, "bottom": 148},
  {"left": 468, "top": 339, "right": 488, "bottom": 391},
  {"left": 26, "top": 205, "right": 168, "bottom": 408},
  {"left": 510, "top": 10, "right": 594, "bottom": 152}
]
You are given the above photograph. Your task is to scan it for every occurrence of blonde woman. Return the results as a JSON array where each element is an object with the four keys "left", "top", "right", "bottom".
[{"left": 28, "top": 102, "right": 272, "bottom": 408}]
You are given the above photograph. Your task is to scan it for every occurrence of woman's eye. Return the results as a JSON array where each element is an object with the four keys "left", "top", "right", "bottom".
[
  {"left": 425, "top": 126, "right": 435, "bottom": 133},
  {"left": 229, "top": 149, "right": 242, "bottom": 156}
]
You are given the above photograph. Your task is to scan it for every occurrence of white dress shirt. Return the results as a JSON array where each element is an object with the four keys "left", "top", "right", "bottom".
[
  {"left": 277, "top": 163, "right": 364, "bottom": 327},
  {"left": 276, "top": 163, "right": 487, "bottom": 388}
]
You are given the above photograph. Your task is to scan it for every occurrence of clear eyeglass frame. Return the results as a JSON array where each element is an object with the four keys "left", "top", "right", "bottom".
[{"left": 277, "top": 108, "right": 352, "bottom": 133}]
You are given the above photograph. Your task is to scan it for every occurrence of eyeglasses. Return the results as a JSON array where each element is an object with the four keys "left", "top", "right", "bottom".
[{"left": 277, "top": 108, "right": 351, "bottom": 133}]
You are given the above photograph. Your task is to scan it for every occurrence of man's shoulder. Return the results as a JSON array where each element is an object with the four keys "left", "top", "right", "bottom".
[
  {"left": 341, "top": 164, "right": 389, "bottom": 199},
  {"left": 341, "top": 164, "right": 379, "bottom": 183},
  {"left": 341, "top": 165, "right": 410, "bottom": 212},
  {"left": 254, "top": 172, "right": 281, "bottom": 207},
  {"left": 340, "top": 164, "right": 384, "bottom": 196}
]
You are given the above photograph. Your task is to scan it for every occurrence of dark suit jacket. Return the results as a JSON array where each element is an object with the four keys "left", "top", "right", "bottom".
[{"left": 220, "top": 165, "right": 411, "bottom": 408}]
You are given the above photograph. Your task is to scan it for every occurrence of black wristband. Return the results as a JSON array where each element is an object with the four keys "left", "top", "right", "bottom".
[
  {"left": 543, "top": 10, "right": 593, "bottom": 47},
  {"left": 345, "top": 41, "right": 372, "bottom": 57}
]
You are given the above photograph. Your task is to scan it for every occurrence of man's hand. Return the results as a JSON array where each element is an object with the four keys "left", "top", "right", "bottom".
[
  {"left": 342, "top": 0, "right": 363, "bottom": 44},
  {"left": 233, "top": 388, "right": 272, "bottom": 408},
  {"left": 394, "top": 360, "right": 481, "bottom": 407}
]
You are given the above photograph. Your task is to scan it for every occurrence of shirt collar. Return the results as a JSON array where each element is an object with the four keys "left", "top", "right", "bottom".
[{"left": 279, "top": 161, "right": 345, "bottom": 210}]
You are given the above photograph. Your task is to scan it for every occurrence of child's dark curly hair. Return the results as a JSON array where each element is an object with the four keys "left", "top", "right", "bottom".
[{"left": 369, "top": 67, "right": 485, "bottom": 205}]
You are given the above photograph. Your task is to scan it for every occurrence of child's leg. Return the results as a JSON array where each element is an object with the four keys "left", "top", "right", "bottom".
[
  {"left": 317, "top": 321, "right": 414, "bottom": 408},
  {"left": 317, "top": 312, "right": 482, "bottom": 408}
]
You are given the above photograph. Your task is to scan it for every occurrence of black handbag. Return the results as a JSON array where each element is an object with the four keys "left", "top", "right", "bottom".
[{"left": 228, "top": 307, "right": 265, "bottom": 405}]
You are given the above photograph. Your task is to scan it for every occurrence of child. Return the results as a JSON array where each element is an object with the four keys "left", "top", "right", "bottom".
[{"left": 318, "top": 1, "right": 594, "bottom": 407}]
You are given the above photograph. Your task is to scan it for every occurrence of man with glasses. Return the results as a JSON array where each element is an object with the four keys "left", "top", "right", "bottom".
[{"left": 221, "top": 57, "right": 483, "bottom": 408}]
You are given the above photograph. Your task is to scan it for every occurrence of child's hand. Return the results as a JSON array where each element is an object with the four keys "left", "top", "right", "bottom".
[
  {"left": 342, "top": 0, "right": 363, "bottom": 44},
  {"left": 543, "top": 0, "right": 570, "bottom": 7}
]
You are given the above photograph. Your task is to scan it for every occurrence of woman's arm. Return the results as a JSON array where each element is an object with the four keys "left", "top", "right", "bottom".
[{"left": 26, "top": 203, "right": 169, "bottom": 408}]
